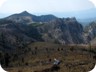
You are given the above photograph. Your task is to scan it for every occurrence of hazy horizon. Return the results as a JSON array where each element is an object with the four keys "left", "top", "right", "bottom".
[{"left": 0, "top": 0, "right": 96, "bottom": 19}]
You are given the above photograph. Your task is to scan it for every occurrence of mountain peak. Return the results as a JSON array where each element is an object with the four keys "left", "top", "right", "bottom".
[
  {"left": 20, "top": 11, "right": 32, "bottom": 16},
  {"left": 22, "top": 11, "right": 29, "bottom": 13}
]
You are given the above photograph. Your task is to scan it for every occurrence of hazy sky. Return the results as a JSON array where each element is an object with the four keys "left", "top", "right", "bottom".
[
  {"left": 90, "top": 0, "right": 96, "bottom": 6},
  {"left": 0, "top": 0, "right": 95, "bottom": 14}
]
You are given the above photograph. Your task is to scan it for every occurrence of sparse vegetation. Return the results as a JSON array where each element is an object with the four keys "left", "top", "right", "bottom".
[{"left": 0, "top": 42, "right": 95, "bottom": 72}]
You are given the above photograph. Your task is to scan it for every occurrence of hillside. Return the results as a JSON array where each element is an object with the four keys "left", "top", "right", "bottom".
[
  {"left": 37, "top": 17, "right": 85, "bottom": 44},
  {"left": 0, "top": 11, "right": 96, "bottom": 72},
  {"left": 4, "top": 11, "right": 87, "bottom": 44},
  {"left": 3, "top": 42, "right": 96, "bottom": 72},
  {"left": 5, "top": 11, "right": 57, "bottom": 23}
]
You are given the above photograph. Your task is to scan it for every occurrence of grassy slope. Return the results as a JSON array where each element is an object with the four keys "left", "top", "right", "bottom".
[{"left": 4, "top": 42, "right": 96, "bottom": 72}]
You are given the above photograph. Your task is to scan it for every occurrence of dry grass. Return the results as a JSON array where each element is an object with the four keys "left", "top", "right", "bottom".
[{"left": 3, "top": 42, "right": 96, "bottom": 72}]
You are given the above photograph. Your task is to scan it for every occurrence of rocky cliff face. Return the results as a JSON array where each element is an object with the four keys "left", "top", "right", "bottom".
[
  {"left": 84, "top": 21, "right": 96, "bottom": 45},
  {"left": 37, "top": 18, "right": 85, "bottom": 44},
  {"left": 0, "top": 11, "right": 89, "bottom": 47}
]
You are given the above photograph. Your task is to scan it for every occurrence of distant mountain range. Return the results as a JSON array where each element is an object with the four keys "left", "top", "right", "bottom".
[
  {"left": 1, "top": 8, "right": 96, "bottom": 22},
  {"left": 0, "top": 11, "right": 96, "bottom": 51}
]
